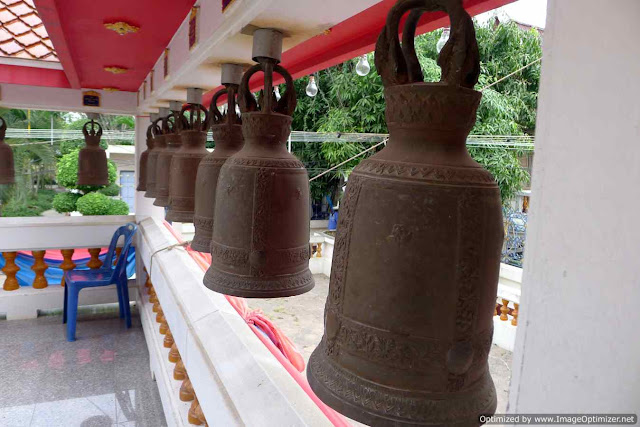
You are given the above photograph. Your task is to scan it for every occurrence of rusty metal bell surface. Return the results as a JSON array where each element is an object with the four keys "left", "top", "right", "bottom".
[
  {"left": 166, "top": 104, "right": 210, "bottom": 223},
  {"left": 203, "top": 58, "right": 314, "bottom": 298},
  {"left": 307, "top": 1, "right": 504, "bottom": 425},
  {"left": 137, "top": 120, "right": 159, "bottom": 192},
  {"left": 77, "top": 120, "right": 109, "bottom": 186},
  {"left": 155, "top": 113, "right": 183, "bottom": 207},
  {"left": 144, "top": 119, "right": 165, "bottom": 199},
  {"left": 0, "top": 117, "right": 15, "bottom": 185},
  {"left": 191, "top": 85, "right": 244, "bottom": 253}
]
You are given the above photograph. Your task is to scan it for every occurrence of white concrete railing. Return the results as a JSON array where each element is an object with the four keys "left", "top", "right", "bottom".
[
  {"left": 0, "top": 215, "right": 136, "bottom": 252},
  {"left": 136, "top": 217, "right": 332, "bottom": 427},
  {"left": 308, "top": 230, "right": 523, "bottom": 352},
  {"left": 0, "top": 215, "right": 136, "bottom": 319}
]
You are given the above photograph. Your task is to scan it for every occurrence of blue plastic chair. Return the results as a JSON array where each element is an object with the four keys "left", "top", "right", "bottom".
[{"left": 63, "top": 223, "right": 137, "bottom": 341}]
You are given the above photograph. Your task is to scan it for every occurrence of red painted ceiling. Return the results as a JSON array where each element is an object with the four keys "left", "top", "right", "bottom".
[{"left": 34, "top": 0, "right": 195, "bottom": 91}]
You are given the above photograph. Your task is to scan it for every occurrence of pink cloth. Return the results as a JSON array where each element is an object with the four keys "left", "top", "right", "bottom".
[{"left": 17, "top": 248, "right": 106, "bottom": 261}]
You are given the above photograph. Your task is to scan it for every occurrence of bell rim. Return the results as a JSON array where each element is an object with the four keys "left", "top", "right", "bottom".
[
  {"left": 190, "top": 229, "right": 212, "bottom": 253},
  {"left": 0, "top": 176, "right": 16, "bottom": 185},
  {"left": 77, "top": 178, "right": 109, "bottom": 186},
  {"left": 165, "top": 209, "right": 194, "bottom": 223},
  {"left": 189, "top": 237, "right": 211, "bottom": 254},
  {"left": 307, "top": 342, "right": 497, "bottom": 426},
  {"left": 153, "top": 196, "right": 170, "bottom": 207},
  {"left": 203, "top": 267, "right": 315, "bottom": 298}
]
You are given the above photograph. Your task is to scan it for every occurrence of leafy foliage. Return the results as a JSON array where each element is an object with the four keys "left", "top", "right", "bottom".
[
  {"left": 290, "top": 21, "right": 541, "bottom": 205},
  {"left": 52, "top": 191, "right": 81, "bottom": 213},
  {"left": 107, "top": 199, "right": 130, "bottom": 215},
  {"left": 98, "top": 183, "right": 121, "bottom": 197},
  {"left": 1, "top": 189, "right": 55, "bottom": 217},
  {"left": 76, "top": 192, "right": 129, "bottom": 216},
  {"left": 76, "top": 192, "right": 111, "bottom": 216}
]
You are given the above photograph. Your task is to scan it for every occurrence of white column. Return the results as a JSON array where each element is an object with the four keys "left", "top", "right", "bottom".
[
  {"left": 134, "top": 115, "right": 164, "bottom": 219},
  {"left": 509, "top": 0, "right": 640, "bottom": 414}
]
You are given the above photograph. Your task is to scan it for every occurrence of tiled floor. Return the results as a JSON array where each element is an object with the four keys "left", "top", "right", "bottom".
[{"left": 0, "top": 310, "right": 167, "bottom": 427}]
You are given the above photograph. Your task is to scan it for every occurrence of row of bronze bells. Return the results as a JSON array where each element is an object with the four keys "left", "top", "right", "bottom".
[
  {"left": 141, "top": 0, "right": 503, "bottom": 423},
  {"left": 139, "top": 29, "right": 315, "bottom": 298},
  {"left": 0, "top": 117, "right": 15, "bottom": 185},
  {"left": 141, "top": 96, "right": 213, "bottom": 223}
]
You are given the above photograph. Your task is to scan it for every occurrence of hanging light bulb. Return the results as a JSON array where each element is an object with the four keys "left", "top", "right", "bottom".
[
  {"left": 436, "top": 27, "right": 450, "bottom": 53},
  {"left": 355, "top": 54, "right": 371, "bottom": 76},
  {"left": 306, "top": 75, "right": 318, "bottom": 97},
  {"left": 274, "top": 86, "right": 282, "bottom": 101}
]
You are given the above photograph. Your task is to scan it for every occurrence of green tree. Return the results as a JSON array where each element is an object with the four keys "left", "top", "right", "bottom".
[
  {"left": 291, "top": 20, "right": 541, "bottom": 205},
  {"left": 76, "top": 192, "right": 129, "bottom": 216},
  {"left": 52, "top": 192, "right": 81, "bottom": 214}
]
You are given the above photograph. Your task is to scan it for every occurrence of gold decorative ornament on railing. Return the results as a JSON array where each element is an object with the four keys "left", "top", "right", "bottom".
[
  {"left": 180, "top": 377, "right": 194, "bottom": 401},
  {"left": 174, "top": 360, "right": 187, "bottom": 380},
  {"left": 31, "top": 251, "right": 48, "bottom": 289},
  {"left": 87, "top": 248, "right": 103, "bottom": 270},
  {"left": 496, "top": 298, "right": 519, "bottom": 326},
  {"left": 60, "top": 249, "right": 76, "bottom": 287},
  {"left": 2, "top": 252, "right": 19, "bottom": 291}
]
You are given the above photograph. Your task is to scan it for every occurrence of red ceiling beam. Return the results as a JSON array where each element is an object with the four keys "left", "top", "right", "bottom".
[
  {"left": 33, "top": 0, "right": 81, "bottom": 89},
  {"left": 0, "top": 64, "right": 70, "bottom": 88},
  {"left": 204, "top": 0, "right": 515, "bottom": 107}
]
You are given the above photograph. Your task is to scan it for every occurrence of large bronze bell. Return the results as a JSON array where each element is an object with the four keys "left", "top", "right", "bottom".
[
  {"left": 77, "top": 119, "right": 108, "bottom": 186},
  {"left": 144, "top": 114, "right": 166, "bottom": 199},
  {"left": 307, "top": 1, "right": 504, "bottom": 425},
  {"left": 191, "top": 64, "right": 245, "bottom": 253},
  {"left": 137, "top": 115, "right": 160, "bottom": 192},
  {"left": 0, "top": 117, "right": 15, "bottom": 185},
  {"left": 154, "top": 109, "right": 183, "bottom": 207},
  {"left": 166, "top": 99, "right": 210, "bottom": 223},
  {"left": 203, "top": 29, "right": 314, "bottom": 298}
]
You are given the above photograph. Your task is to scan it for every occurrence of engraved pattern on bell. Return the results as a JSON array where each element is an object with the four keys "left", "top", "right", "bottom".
[
  {"left": 203, "top": 55, "right": 314, "bottom": 298},
  {"left": 306, "top": 1, "right": 503, "bottom": 425}
]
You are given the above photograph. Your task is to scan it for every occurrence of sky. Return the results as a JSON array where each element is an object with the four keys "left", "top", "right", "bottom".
[{"left": 477, "top": 0, "right": 548, "bottom": 29}]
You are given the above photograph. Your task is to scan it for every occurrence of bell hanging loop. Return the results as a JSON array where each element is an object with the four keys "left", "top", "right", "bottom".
[
  {"left": 77, "top": 119, "right": 108, "bottom": 186},
  {"left": 0, "top": 116, "right": 15, "bottom": 185},
  {"left": 203, "top": 34, "right": 314, "bottom": 298},
  {"left": 307, "top": 0, "right": 502, "bottom": 425},
  {"left": 165, "top": 102, "right": 211, "bottom": 223}
]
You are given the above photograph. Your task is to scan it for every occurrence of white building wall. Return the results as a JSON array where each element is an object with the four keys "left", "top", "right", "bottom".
[{"left": 509, "top": 0, "right": 640, "bottom": 414}]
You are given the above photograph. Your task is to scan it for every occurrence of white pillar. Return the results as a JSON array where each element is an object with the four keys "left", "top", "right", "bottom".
[
  {"left": 509, "top": 0, "right": 640, "bottom": 415},
  {"left": 134, "top": 115, "right": 164, "bottom": 220}
]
